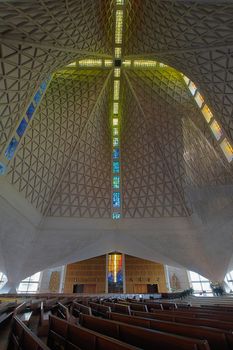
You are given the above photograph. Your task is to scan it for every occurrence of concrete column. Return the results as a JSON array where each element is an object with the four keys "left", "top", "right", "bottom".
[{"left": 0, "top": 281, "right": 19, "bottom": 294}]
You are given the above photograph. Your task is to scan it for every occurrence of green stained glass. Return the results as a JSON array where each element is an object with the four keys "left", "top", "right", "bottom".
[
  {"left": 113, "top": 137, "right": 119, "bottom": 146},
  {"left": 113, "top": 175, "right": 120, "bottom": 188}
]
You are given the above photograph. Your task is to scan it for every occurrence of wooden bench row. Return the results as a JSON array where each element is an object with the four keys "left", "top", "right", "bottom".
[
  {"left": 151, "top": 308, "right": 233, "bottom": 322},
  {"left": 8, "top": 316, "right": 50, "bottom": 350},
  {"left": 71, "top": 301, "right": 92, "bottom": 317},
  {"left": 103, "top": 302, "right": 131, "bottom": 315},
  {"left": 108, "top": 311, "right": 233, "bottom": 350},
  {"left": 131, "top": 310, "right": 233, "bottom": 331},
  {"left": 79, "top": 313, "right": 210, "bottom": 350},
  {"left": 48, "top": 315, "right": 141, "bottom": 350},
  {"left": 89, "top": 302, "right": 111, "bottom": 318}
]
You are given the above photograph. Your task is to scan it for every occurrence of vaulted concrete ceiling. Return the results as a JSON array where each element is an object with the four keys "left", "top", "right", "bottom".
[{"left": 0, "top": 0, "right": 232, "bottom": 288}]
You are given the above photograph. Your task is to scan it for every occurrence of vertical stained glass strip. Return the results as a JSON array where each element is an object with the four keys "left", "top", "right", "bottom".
[
  {"left": 113, "top": 137, "right": 119, "bottom": 146},
  {"left": 113, "top": 148, "right": 120, "bottom": 159},
  {"left": 113, "top": 192, "right": 120, "bottom": 208},
  {"left": 108, "top": 253, "right": 123, "bottom": 293},
  {"left": 112, "top": 213, "right": 121, "bottom": 219},
  {"left": 113, "top": 176, "right": 120, "bottom": 189},
  {"left": 113, "top": 161, "right": 120, "bottom": 173}
]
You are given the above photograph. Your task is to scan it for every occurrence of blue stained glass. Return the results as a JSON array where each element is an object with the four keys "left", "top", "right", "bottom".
[
  {"left": 5, "top": 137, "right": 19, "bottom": 160},
  {"left": 26, "top": 103, "right": 35, "bottom": 120},
  {"left": 113, "top": 137, "right": 119, "bottom": 147},
  {"left": 113, "top": 148, "right": 120, "bottom": 159},
  {"left": 113, "top": 192, "right": 120, "bottom": 208},
  {"left": 113, "top": 175, "right": 120, "bottom": 189},
  {"left": 113, "top": 161, "right": 120, "bottom": 173},
  {"left": 112, "top": 213, "right": 121, "bottom": 219},
  {"left": 16, "top": 118, "right": 28, "bottom": 138},
  {"left": 34, "top": 90, "right": 42, "bottom": 105},
  {"left": 40, "top": 81, "right": 47, "bottom": 92},
  {"left": 0, "top": 162, "right": 7, "bottom": 176}
]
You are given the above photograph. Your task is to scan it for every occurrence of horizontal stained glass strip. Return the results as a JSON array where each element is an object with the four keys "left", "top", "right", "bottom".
[
  {"left": 5, "top": 137, "right": 19, "bottom": 160},
  {"left": 113, "top": 192, "right": 120, "bottom": 208}
]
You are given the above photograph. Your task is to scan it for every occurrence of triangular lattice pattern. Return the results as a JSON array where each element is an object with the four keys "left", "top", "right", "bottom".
[
  {"left": 7, "top": 70, "right": 109, "bottom": 214},
  {"left": 48, "top": 73, "right": 112, "bottom": 218},
  {"left": 124, "top": 1, "right": 233, "bottom": 142},
  {"left": 121, "top": 75, "right": 188, "bottom": 218}
]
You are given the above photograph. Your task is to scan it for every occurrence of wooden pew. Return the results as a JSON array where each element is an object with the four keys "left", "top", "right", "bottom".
[
  {"left": 108, "top": 312, "right": 232, "bottom": 350},
  {"left": 13, "top": 302, "right": 33, "bottom": 325},
  {"left": 71, "top": 301, "right": 92, "bottom": 317},
  {"left": 89, "top": 302, "right": 111, "bottom": 318},
  {"left": 44, "top": 298, "right": 58, "bottom": 311},
  {"left": 37, "top": 302, "right": 52, "bottom": 337},
  {"left": 151, "top": 309, "right": 233, "bottom": 322},
  {"left": 56, "top": 302, "right": 70, "bottom": 321},
  {"left": 103, "top": 302, "right": 131, "bottom": 315},
  {"left": 79, "top": 313, "right": 210, "bottom": 350},
  {"left": 48, "top": 315, "right": 141, "bottom": 350},
  {"left": 8, "top": 316, "right": 50, "bottom": 350}
]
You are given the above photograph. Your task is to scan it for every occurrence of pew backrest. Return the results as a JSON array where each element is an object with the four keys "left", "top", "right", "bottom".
[{"left": 79, "top": 313, "right": 210, "bottom": 350}]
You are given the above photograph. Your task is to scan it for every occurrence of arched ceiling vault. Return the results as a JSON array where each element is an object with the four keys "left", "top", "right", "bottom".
[{"left": 0, "top": 0, "right": 232, "bottom": 285}]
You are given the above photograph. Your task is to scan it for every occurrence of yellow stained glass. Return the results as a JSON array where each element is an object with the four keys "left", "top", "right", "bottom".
[
  {"left": 113, "top": 127, "right": 118, "bottom": 136},
  {"left": 134, "top": 60, "right": 157, "bottom": 68},
  {"left": 115, "top": 48, "right": 121, "bottom": 59},
  {"left": 122, "top": 60, "right": 131, "bottom": 67},
  {"left": 114, "top": 80, "right": 120, "bottom": 100},
  {"left": 113, "top": 102, "right": 119, "bottom": 114},
  {"left": 79, "top": 59, "right": 102, "bottom": 67},
  {"left": 114, "top": 68, "right": 121, "bottom": 77},
  {"left": 104, "top": 60, "right": 113, "bottom": 67},
  {"left": 113, "top": 118, "right": 118, "bottom": 126},
  {"left": 115, "top": 10, "right": 123, "bottom": 44},
  {"left": 202, "top": 104, "right": 213, "bottom": 123},
  {"left": 220, "top": 138, "right": 233, "bottom": 163},
  {"left": 210, "top": 120, "right": 223, "bottom": 141},
  {"left": 195, "top": 92, "right": 204, "bottom": 108}
]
